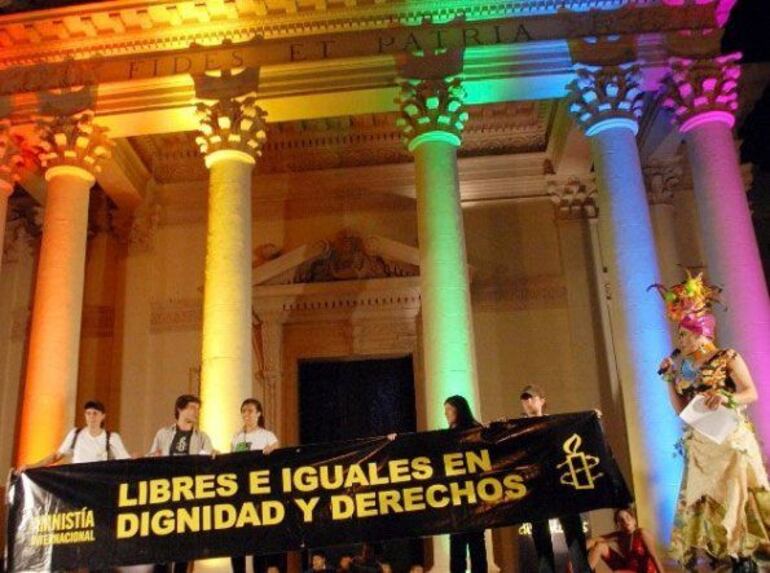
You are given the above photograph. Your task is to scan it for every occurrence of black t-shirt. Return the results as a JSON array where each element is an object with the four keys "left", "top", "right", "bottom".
[{"left": 170, "top": 428, "right": 193, "bottom": 456}]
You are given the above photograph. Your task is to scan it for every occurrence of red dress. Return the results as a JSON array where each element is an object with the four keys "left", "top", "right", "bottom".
[{"left": 603, "top": 530, "right": 657, "bottom": 573}]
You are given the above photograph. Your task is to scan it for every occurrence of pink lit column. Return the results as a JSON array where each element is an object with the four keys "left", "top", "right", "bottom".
[
  {"left": 16, "top": 112, "right": 111, "bottom": 465},
  {"left": 665, "top": 54, "right": 770, "bottom": 446}
]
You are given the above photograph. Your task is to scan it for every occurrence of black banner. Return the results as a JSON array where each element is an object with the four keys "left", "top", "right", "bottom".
[{"left": 6, "top": 412, "right": 631, "bottom": 571}]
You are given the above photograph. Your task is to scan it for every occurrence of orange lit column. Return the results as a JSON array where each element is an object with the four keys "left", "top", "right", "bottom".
[
  {"left": 16, "top": 112, "right": 111, "bottom": 464},
  {"left": 195, "top": 96, "right": 267, "bottom": 451},
  {"left": 0, "top": 120, "right": 21, "bottom": 271}
]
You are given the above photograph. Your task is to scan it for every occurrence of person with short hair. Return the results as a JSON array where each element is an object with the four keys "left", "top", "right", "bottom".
[
  {"left": 149, "top": 394, "right": 213, "bottom": 573},
  {"left": 148, "top": 394, "right": 213, "bottom": 457},
  {"left": 518, "top": 385, "right": 591, "bottom": 573},
  {"left": 444, "top": 395, "right": 488, "bottom": 573},
  {"left": 305, "top": 550, "right": 334, "bottom": 572},
  {"left": 587, "top": 507, "right": 663, "bottom": 572},
  {"left": 18, "top": 400, "right": 130, "bottom": 470}
]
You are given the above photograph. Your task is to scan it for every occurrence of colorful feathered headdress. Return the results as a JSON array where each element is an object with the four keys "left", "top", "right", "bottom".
[{"left": 648, "top": 271, "right": 722, "bottom": 338}]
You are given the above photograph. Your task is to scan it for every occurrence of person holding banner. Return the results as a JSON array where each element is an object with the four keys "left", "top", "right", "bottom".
[
  {"left": 230, "top": 398, "right": 284, "bottom": 573},
  {"left": 17, "top": 399, "right": 130, "bottom": 470},
  {"left": 444, "top": 395, "right": 488, "bottom": 573},
  {"left": 518, "top": 384, "right": 591, "bottom": 573},
  {"left": 148, "top": 394, "right": 213, "bottom": 457},
  {"left": 654, "top": 274, "right": 770, "bottom": 573},
  {"left": 148, "top": 394, "right": 213, "bottom": 573}
]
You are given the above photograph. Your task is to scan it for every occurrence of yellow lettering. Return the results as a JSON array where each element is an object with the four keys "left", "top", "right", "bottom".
[
  {"left": 294, "top": 497, "right": 319, "bottom": 523},
  {"left": 331, "top": 495, "right": 354, "bottom": 520},
  {"left": 116, "top": 514, "right": 138, "bottom": 539},
  {"left": 443, "top": 453, "right": 466, "bottom": 477},
  {"left": 249, "top": 470, "right": 271, "bottom": 495}
]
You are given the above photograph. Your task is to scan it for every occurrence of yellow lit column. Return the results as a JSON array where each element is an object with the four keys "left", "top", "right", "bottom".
[
  {"left": 195, "top": 96, "right": 267, "bottom": 451},
  {"left": 0, "top": 120, "right": 22, "bottom": 271},
  {"left": 16, "top": 111, "right": 111, "bottom": 464}
]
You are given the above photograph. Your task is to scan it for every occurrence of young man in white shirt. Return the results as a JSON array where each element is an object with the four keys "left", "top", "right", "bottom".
[{"left": 18, "top": 400, "right": 130, "bottom": 470}]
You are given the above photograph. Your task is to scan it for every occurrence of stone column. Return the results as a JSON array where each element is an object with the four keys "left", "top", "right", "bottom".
[
  {"left": 195, "top": 96, "right": 267, "bottom": 451},
  {"left": 664, "top": 54, "right": 770, "bottom": 447},
  {"left": 397, "top": 76, "right": 487, "bottom": 572},
  {"left": 643, "top": 162, "right": 683, "bottom": 288},
  {"left": 396, "top": 77, "right": 479, "bottom": 428},
  {"left": 16, "top": 111, "right": 111, "bottom": 464},
  {"left": 567, "top": 64, "right": 681, "bottom": 543},
  {"left": 0, "top": 120, "right": 21, "bottom": 271}
]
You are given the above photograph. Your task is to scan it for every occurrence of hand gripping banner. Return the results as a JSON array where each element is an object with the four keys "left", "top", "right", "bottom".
[{"left": 5, "top": 411, "right": 631, "bottom": 571}]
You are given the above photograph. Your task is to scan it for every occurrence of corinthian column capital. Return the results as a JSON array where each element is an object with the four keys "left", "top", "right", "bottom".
[
  {"left": 35, "top": 111, "right": 112, "bottom": 180},
  {"left": 643, "top": 162, "right": 683, "bottom": 205},
  {"left": 546, "top": 177, "right": 598, "bottom": 220},
  {"left": 566, "top": 63, "right": 644, "bottom": 136},
  {"left": 396, "top": 77, "right": 469, "bottom": 151},
  {"left": 195, "top": 95, "right": 267, "bottom": 167},
  {"left": 0, "top": 120, "right": 23, "bottom": 195},
  {"left": 662, "top": 53, "right": 740, "bottom": 133}
]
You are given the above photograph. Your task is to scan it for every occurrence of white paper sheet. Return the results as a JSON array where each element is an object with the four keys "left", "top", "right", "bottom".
[{"left": 679, "top": 394, "right": 739, "bottom": 445}]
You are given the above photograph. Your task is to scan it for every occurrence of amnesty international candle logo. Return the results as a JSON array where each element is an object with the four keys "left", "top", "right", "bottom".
[
  {"left": 557, "top": 434, "right": 603, "bottom": 490},
  {"left": 8, "top": 412, "right": 632, "bottom": 572}
]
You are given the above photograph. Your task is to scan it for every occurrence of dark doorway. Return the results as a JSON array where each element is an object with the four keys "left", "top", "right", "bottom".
[{"left": 298, "top": 356, "right": 423, "bottom": 573}]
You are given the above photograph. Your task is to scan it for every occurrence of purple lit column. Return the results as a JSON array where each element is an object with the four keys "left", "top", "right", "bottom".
[
  {"left": 664, "top": 54, "right": 770, "bottom": 448},
  {"left": 567, "top": 64, "right": 681, "bottom": 543}
]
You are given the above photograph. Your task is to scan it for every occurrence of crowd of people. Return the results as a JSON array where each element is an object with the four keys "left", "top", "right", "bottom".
[{"left": 14, "top": 274, "right": 770, "bottom": 572}]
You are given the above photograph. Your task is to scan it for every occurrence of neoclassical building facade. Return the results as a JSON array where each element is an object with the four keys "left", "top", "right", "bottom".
[{"left": 0, "top": 0, "right": 768, "bottom": 570}]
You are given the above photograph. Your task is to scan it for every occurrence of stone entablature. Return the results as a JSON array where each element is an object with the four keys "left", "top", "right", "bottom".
[{"left": 0, "top": 0, "right": 713, "bottom": 60}]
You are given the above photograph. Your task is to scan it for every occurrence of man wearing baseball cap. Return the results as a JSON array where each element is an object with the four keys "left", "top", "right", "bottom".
[{"left": 519, "top": 385, "right": 591, "bottom": 573}]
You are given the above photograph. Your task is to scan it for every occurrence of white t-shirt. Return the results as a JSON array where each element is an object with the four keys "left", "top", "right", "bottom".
[
  {"left": 57, "top": 428, "right": 131, "bottom": 463},
  {"left": 231, "top": 428, "right": 278, "bottom": 453}
]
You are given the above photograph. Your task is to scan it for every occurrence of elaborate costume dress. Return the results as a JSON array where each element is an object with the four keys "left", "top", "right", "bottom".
[
  {"left": 668, "top": 348, "right": 770, "bottom": 563},
  {"left": 653, "top": 273, "right": 770, "bottom": 566}
]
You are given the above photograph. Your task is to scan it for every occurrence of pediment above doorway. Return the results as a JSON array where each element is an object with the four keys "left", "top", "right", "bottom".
[
  {"left": 251, "top": 230, "right": 422, "bottom": 324},
  {"left": 253, "top": 230, "right": 420, "bottom": 287}
]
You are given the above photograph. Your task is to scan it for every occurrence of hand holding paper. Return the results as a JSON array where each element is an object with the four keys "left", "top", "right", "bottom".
[{"left": 679, "top": 394, "right": 739, "bottom": 444}]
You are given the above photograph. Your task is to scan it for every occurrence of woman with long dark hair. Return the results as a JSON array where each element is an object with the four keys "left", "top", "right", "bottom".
[
  {"left": 443, "top": 395, "right": 488, "bottom": 573},
  {"left": 231, "top": 398, "right": 283, "bottom": 573}
]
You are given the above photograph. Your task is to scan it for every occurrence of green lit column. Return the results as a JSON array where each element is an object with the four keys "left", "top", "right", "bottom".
[{"left": 397, "top": 77, "right": 478, "bottom": 429}]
